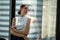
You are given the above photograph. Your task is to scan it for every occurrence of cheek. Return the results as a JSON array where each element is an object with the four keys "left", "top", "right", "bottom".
[
  {"left": 24, "top": 9, "right": 27, "bottom": 12},
  {"left": 23, "top": 9, "right": 26, "bottom": 12},
  {"left": 21, "top": 8, "right": 25, "bottom": 11},
  {"left": 25, "top": 9, "right": 28, "bottom": 12}
]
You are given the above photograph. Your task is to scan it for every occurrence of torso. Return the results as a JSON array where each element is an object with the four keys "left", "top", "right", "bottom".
[{"left": 15, "top": 15, "right": 28, "bottom": 31}]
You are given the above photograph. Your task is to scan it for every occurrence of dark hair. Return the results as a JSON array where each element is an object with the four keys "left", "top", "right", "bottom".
[{"left": 18, "top": 4, "right": 27, "bottom": 15}]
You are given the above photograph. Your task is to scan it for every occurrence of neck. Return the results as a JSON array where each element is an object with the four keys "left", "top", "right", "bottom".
[
  {"left": 20, "top": 13, "right": 24, "bottom": 17},
  {"left": 20, "top": 15, "right": 24, "bottom": 17}
]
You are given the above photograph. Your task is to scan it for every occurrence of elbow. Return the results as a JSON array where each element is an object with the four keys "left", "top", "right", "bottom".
[{"left": 24, "top": 31, "right": 29, "bottom": 36}]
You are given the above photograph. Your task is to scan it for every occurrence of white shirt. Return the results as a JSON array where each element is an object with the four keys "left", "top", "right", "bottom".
[{"left": 15, "top": 15, "right": 28, "bottom": 31}]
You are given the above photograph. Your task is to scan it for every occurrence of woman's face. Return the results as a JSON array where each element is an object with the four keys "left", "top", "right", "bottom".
[{"left": 21, "top": 5, "right": 28, "bottom": 15}]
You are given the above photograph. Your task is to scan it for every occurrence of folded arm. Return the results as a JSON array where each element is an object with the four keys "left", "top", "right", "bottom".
[
  {"left": 13, "top": 18, "right": 31, "bottom": 36},
  {"left": 10, "top": 17, "right": 31, "bottom": 36}
]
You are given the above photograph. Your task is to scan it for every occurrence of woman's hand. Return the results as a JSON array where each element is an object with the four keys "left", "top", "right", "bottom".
[{"left": 10, "top": 28, "right": 28, "bottom": 40}]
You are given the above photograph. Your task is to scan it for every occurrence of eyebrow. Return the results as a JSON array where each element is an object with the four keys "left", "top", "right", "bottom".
[
  {"left": 25, "top": 7, "right": 28, "bottom": 8},
  {"left": 25, "top": 7, "right": 28, "bottom": 9}
]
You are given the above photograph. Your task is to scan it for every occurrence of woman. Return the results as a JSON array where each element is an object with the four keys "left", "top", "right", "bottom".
[{"left": 10, "top": 4, "right": 31, "bottom": 40}]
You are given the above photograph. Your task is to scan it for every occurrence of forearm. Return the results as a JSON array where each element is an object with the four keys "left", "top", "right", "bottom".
[
  {"left": 14, "top": 29, "right": 27, "bottom": 35},
  {"left": 12, "top": 27, "right": 27, "bottom": 36},
  {"left": 11, "top": 28, "right": 26, "bottom": 37}
]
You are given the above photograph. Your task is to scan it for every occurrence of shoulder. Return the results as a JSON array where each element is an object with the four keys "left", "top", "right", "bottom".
[
  {"left": 25, "top": 15, "right": 31, "bottom": 21},
  {"left": 27, "top": 18, "right": 31, "bottom": 22},
  {"left": 12, "top": 16, "right": 18, "bottom": 20},
  {"left": 28, "top": 18, "right": 31, "bottom": 21},
  {"left": 13, "top": 17, "right": 15, "bottom": 19},
  {"left": 12, "top": 17, "right": 16, "bottom": 21}
]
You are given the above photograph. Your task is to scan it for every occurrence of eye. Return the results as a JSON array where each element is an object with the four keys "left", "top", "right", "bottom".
[
  {"left": 25, "top": 8, "right": 27, "bottom": 9},
  {"left": 25, "top": 7, "right": 28, "bottom": 9}
]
